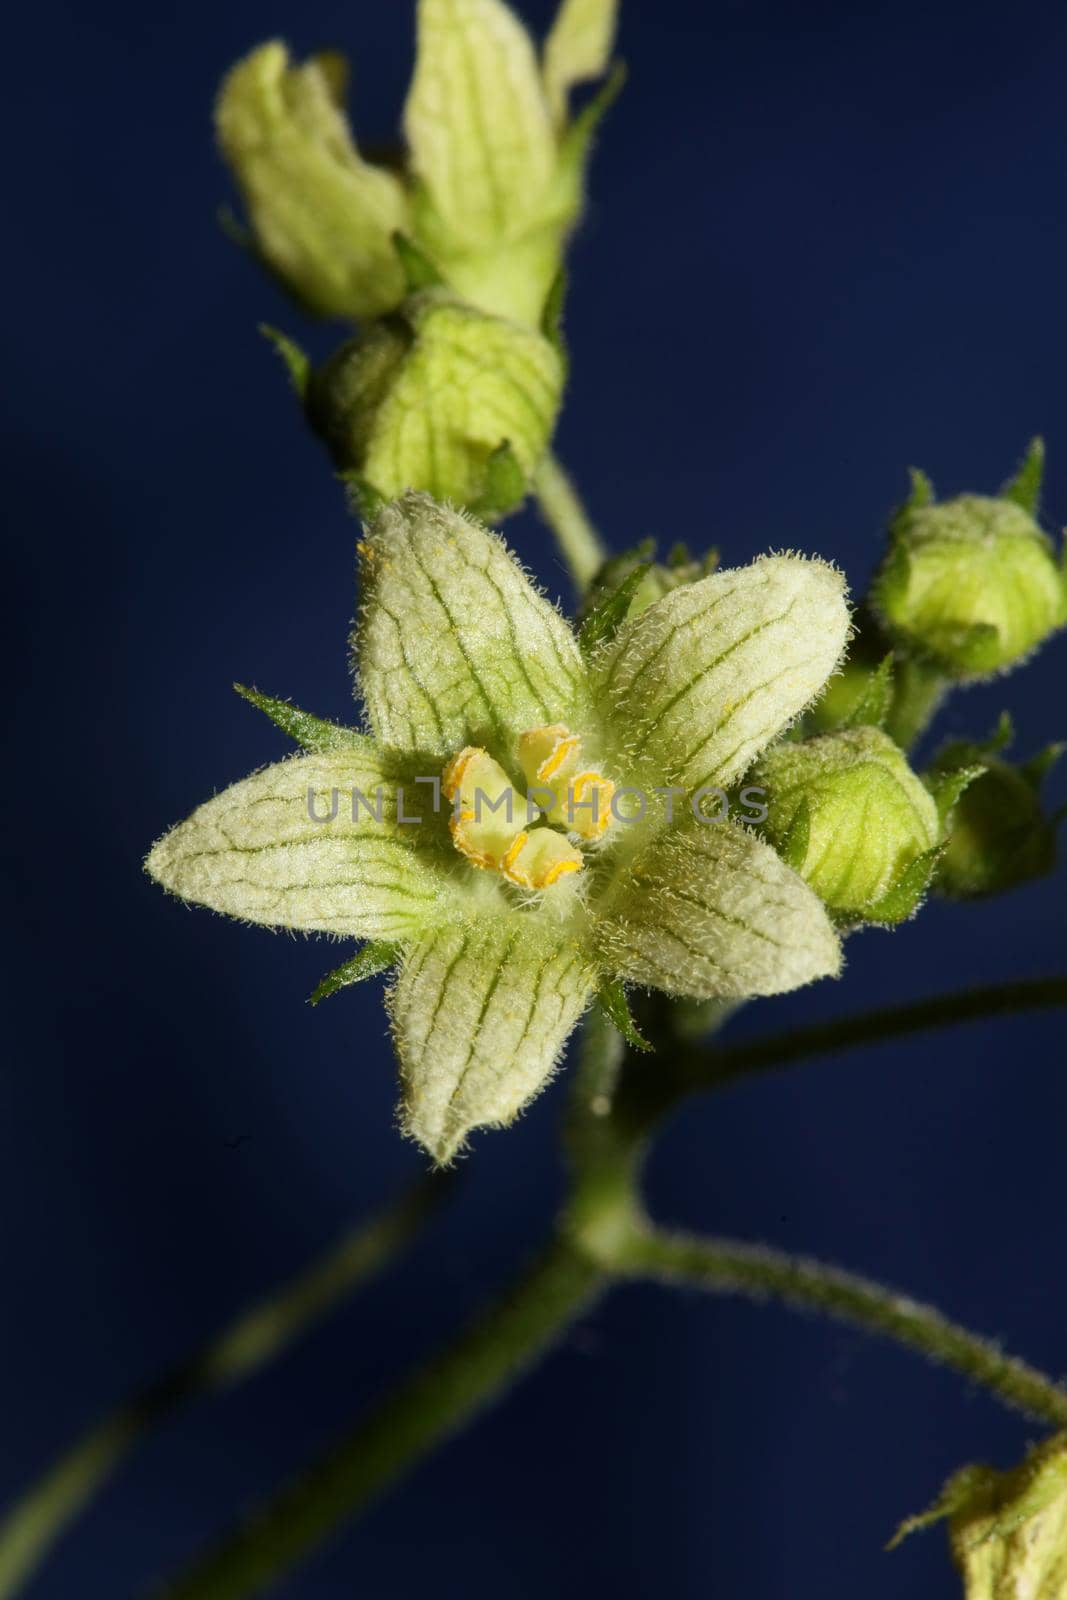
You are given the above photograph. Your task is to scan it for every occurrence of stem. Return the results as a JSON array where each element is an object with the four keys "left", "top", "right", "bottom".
[
  {"left": 0, "top": 1178, "right": 451, "bottom": 1600},
  {"left": 614, "top": 976, "right": 1067, "bottom": 1132},
  {"left": 156, "top": 1241, "right": 605, "bottom": 1600},
  {"left": 533, "top": 452, "right": 606, "bottom": 592},
  {"left": 614, "top": 1227, "right": 1067, "bottom": 1429},
  {"left": 885, "top": 655, "right": 949, "bottom": 750}
]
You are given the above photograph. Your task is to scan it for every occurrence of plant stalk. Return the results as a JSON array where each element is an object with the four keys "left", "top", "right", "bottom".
[{"left": 533, "top": 452, "right": 606, "bottom": 592}]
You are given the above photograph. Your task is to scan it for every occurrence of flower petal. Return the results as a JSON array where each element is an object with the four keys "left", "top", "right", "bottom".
[
  {"left": 357, "top": 493, "right": 587, "bottom": 756},
  {"left": 595, "top": 555, "right": 850, "bottom": 791},
  {"left": 216, "top": 42, "right": 409, "bottom": 320},
  {"left": 146, "top": 750, "right": 444, "bottom": 939},
  {"left": 596, "top": 819, "right": 842, "bottom": 1000},
  {"left": 543, "top": 0, "right": 619, "bottom": 125},
  {"left": 390, "top": 918, "right": 596, "bottom": 1162},
  {"left": 404, "top": 0, "right": 556, "bottom": 251}
]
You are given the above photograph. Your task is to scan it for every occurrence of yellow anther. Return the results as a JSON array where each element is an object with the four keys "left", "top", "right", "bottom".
[
  {"left": 568, "top": 772, "right": 616, "bottom": 840},
  {"left": 518, "top": 725, "right": 580, "bottom": 791},
  {"left": 501, "top": 827, "right": 583, "bottom": 889}
]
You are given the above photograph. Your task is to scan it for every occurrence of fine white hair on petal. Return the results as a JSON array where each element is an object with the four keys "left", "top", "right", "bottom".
[
  {"left": 356, "top": 493, "right": 587, "bottom": 757},
  {"left": 594, "top": 554, "right": 851, "bottom": 790},
  {"left": 390, "top": 916, "right": 597, "bottom": 1163}
]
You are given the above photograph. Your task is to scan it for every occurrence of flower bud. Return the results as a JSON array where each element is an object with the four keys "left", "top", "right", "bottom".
[
  {"left": 216, "top": 43, "right": 410, "bottom": 320},
  {"left": 930, "top": 722, "right": 1063, "bottom": 898},
  {"left": 306, "top": 290, "right": 564, "bottom": 517},
  {"left": 580, "top": 542, "right": 720, "bottom": 631},
  {"left": 872, "top": 450, "right": 1066, "bottom": 680},
  {"left": 753, "top": 726, "right": 940, "bottom": 923},
  {"left": 892, "top": 1432, "right": 1067, "bottom": 1600}
]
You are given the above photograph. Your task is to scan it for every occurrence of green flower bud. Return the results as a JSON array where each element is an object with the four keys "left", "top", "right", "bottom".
[
  {"left": 892, "top": 1432, "right": 1067, "bottom": 1600},
  {"left": 930, "top": 720, "right": 1064, "bottom": 898},
  {"left": 217, "top": 2, "right": 621, "bottom": 330},
  {"left": 753, "top": 726, "right": 940, "bottom": 923},
  {"left": 216, "top": 43, "right": 410, "bottom": 320},
  {"left": 872, "top": 448, "right": 1067, "bottom": 680},
  {"left": 306, "top": 290, "right": 564, "bottom": 517},
  {"left": 580, "top": 542, "right": 720, "bottom": 631}
]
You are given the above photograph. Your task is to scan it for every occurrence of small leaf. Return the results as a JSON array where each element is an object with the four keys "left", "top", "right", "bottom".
[
  {"left": 863, "top": 844, "right": 945, "bottom": 926},
  {"left": 578, "top": 561, "right": 653, "bottom": 655},
  {"left": 234, "top": 684, "right": 371, "bottom": 753},
  {"left": 887, "top": 1465, "right": 992, "bottom": 1551},
  {"left": 554, "top": 61, "right": 627, "bottom": 212},
  {"left": 840, "top": 653, "right": 895, "bottom": 731},
  {"left": 596, "top": 978, "right": 653, "bottom": 1052},
  {"left": 260, "top": 324, "right": 310, "bottom": 400},
  {"left": 778, "top": 796, "right": 811, "bottom": 873},
  {"left": 310, "top": 941, "right": 398, "bottom": 1005},
  {"left": 391, "top": 230, "right": 444, "bottom": 292},
  {"left": 1001, "top": 435, "right": 1045, "bottom": 515}
]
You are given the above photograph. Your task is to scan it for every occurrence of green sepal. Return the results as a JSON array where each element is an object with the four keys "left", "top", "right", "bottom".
[
  {"left": 1022, "top": 740, "right": 1066, "bottom": 789},
  {"left": 859, "top": 843, "right": 945, "bottom": 926},
  {"left": 391, "top": 230, "right": 444, "bottom": 292},
  {"left": 558, "top": 59, "right": 627, "bottom": 177},
  {"left": 578, "top": 560, "right": 654, "bottom": 655},
  {"left": 925, "top": 763, "right": 984, "bottom": 831},
  {"left": 468, "top": 440, "right": 528, "bottom": 522},
  {"left": 839, "top": 654, "right": 895, "bottom": 731},
  {"left": 1001, "top": 435, "right": 1045, "bottom": 515},
  {"left": 889, "top": 466, "right": 935, "bottom": 536},
  {"left": 887, "top": 1464, "right": 991, "bottom": 1550},
  {"left": 342, "top": 472, "right": 388, "bottom": 524},
  {"left": 234, "top": 683, "right": 371, "bottom": 753},
  {"left": 541, "top": 267, "right": 568, "bottom": 363},
  {"left": 778, "top": 795, "right": 811, "bottom": 872},
  {"left": 259, "top": 324, "right": 311, "bottom": 400},
  {"left": 596, "top": 978, "right": 653, "bottom": 1052},
  {"left": 310, "top": 940, "right": 398, "bottom": 1006}
]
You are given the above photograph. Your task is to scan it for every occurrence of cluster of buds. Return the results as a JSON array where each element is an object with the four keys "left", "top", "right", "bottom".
[{"left": 216, "top": 0, "right": 620, "bottom": 516}]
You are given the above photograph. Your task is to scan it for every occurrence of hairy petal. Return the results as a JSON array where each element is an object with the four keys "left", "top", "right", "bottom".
[
  {"left": 405, "top": 0, "right": 555, "bottom": 250},
  {"left": 357, "top": 493, "right": 586, "bottom": 756},
  {"left": 216, "top": 42, "right": 409, "bottom": 319},
  {"left": 390, "top": 919, "right": 596, "bottom": 1163},
  {"left": 596, "top": 555, "right": 850, "bottom": 790},
  {"left": 543, "top": 0, "right": 619, "bottom": 125},
  {"left": 596, "top": 819, "right": 842, "bottom": 1000},
  {"left": 146, "top": 751, "right": 445, "bottom": 939}
]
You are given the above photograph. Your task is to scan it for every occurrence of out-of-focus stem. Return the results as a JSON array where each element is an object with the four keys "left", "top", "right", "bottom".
[
  {"left": 533, "top": 451, "right": 606, "bottom": 592},
  {"left": 0, "top": 1177, "right": 450, "bottom": 1599}
]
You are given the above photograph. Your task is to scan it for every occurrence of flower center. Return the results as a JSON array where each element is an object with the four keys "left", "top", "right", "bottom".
[{"left": 441, "top": 724, "right": 616, "bottom": 891}]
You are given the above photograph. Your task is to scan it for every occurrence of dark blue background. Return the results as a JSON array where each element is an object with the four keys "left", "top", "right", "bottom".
[{"left": 5, "top": 1, "right": 1066, "bottom": 1595}]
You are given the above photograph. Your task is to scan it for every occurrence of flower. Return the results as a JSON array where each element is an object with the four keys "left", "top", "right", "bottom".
[
  {"left": 146, "top": 495, "right": 850, "bottom": 1163},
  {"left": 893, "top": 1431, "right": 1067, "bottom": 1600},
  {"left": 871, "top": 444, "right": 1067, "bottom": 681},
  {"left": 216, "top": 0, "right": 621, "bottom": 328},
  {"left": 305, "top": 289, "right": 564, "bottom": 517}
]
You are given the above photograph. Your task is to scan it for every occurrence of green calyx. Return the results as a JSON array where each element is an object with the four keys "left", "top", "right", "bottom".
[
  {"left": 579, "top": 540, "right": 721, "bottom": 635},
  {"left": 753, "top": 725, "right": 941, "bottom": 925},
  {"left": 305, "top": 290, "right": 565, "bottom": 518},
  {"left": 929, "top": 718, "right": 1064, "bottom": 899},
  {"left": 216, "top": 1, "right": 621, "bottom": 330},
  {"left": 872, "top": 446, "right": 1066, "bottom": 681}
]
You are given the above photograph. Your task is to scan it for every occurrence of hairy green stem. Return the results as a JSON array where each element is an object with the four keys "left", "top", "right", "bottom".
[
  {"left": 614, "top": 1227, "right": 1067, "bottom": 1428},
  {"left": 533, "top": 451, "right": 606, "bottom": 591},
  {"left": 0, "top": 1178, "right": 450, "bottom": 1600},
  {"left": 885, "top": 655, "right": 949, "bottom": 750},
  {"left": 156, "top": 1241, "right": 605, "bottom": 1600},
  {"left": 614, "top": 975, "right": 1067, "bottom": 1132}
]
